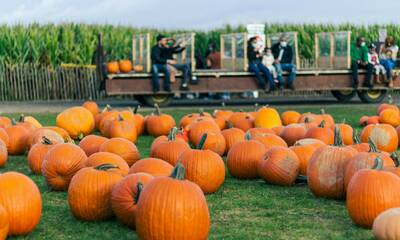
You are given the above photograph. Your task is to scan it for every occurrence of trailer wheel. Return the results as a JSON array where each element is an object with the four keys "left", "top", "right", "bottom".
[
  {"left": 137, "top": 94, "right": 172, "bottom": 107},
  {"left": 357, "top": 89, "right": 387, "bottom": 103},
  {"left": 331, "top": 90, "right": 356, "bottom": 102}
]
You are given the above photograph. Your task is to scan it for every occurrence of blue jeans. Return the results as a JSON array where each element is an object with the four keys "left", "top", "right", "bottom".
[
  {"left": 275, "top": 63, "right": 296, "bottom": 87},
  {"left": 248, "top": 62, "right": 274, "bottom": 89},
  {"left": 151, "top": 64, "right": 170, "bottom": 91},
  {"left": 172, "top": 63, "right": 190, "bottom": 86},
  {"left": 380, "top": 59, "right": 396, "bottom": 80}
]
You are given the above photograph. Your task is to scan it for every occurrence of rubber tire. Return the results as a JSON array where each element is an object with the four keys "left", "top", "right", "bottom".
[
  {"left": 331, "top": 90, "right": 356, "bottom": 102},
  {"left": 357, "top": 89, "right": 387, "bottom": 103},
  {"left": 137, "top": 94, "right": 172, "bottom": 107}
]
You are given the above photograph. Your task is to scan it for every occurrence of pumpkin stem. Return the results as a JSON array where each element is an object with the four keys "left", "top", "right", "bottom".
[
  {"left": 391, "top": 152, "right": 400, "bottom": 167},
  {"left": 19, "top": 114, "right": 25, "bottom": 122},
  {"left": 320, "top": 109, "right": 326, "bottom": 115},
  {"left": 118, "top": 114, "right": 124, "bottom": 121},
  {"left": 304, "top": 117, "right": 310, "bottom": 123},
  {"left": 198, "top": 108, "right": 205, "bottom": 116},
  {"left": 134, "top": 105, "right": 140, "bottom": 114},
  {"left": 170, "top": 162, "right": 185, "bottom": 180},
  {"left": 95, "top": 163, "right": 119, "bottom": 171},
  {"left": 105, "top": 104, "right": 112, "bottom": 111},
  {"left": 11, "top": 118, "right": 17, "bottom": 125},
  {"left": 333, "top": 126, "right": 343, "bottom": 146},
  {"left": 197, "top": 133, "right": 207, "bottom": 149},
  {"left": 244, "top": 131, "right": 252, "bottom": 141},
  {"left": 368, "top": 138, "right": 379, "bottom": 153},
  {"left": 78, "top": 133, "right": 84, "bottom": 141},
  {"left": 42, "top": 136, "right": 53, "bottom": 145},
  {"left": 372, "top": 156, "right": 383, "bottom": 170},
  {"left": 154, "top": 104, "right": 161, "bottom": 115},
  {"left": 168, "top": 127, "right": 178, "bottom": 141},
  {"left": 318, "top": 120, "right": 326, "bottom": 128},
  {"left": 134, "top": 182, "right": 144, "bottom": 204},
  {"left": 353, "top": 130, "right": 361, "bottom": 144},
  {"left": 226, "top": 121, "right": 233, "bottom": 129}
]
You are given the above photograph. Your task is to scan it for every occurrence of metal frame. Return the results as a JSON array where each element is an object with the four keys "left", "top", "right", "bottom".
[
  {"left": 172, "top": 33, "right": 196, "bottom": 72},
  {"left": 315, "top": 31, "right": 351, "bottom": 69},
  {"left": 132, "top": 33, "right": 151, "bottom": 72},
  {"left": 220, "top": 33, "right": 248, "bottom": 71}
]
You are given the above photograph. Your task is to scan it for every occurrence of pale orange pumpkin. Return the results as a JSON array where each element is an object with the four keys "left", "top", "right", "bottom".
[{"left": 56, "top": 107, "right": 95, "bottom": 139}]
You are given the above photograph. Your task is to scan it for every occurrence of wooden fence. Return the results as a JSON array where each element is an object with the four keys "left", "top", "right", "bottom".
[{"left": 0, "top": 64, "right": 103, "bottom": 101}]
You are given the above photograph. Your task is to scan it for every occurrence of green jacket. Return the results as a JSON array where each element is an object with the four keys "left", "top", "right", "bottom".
[{"left": 351, "top": 43, "right": 368, "bottom": 63}]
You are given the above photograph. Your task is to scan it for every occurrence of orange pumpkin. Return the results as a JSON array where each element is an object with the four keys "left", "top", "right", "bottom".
[
  {"left": 251, "top": 133, "right": 288, "bottom": 151},
  {"left": 373, "top": 208, "right": 400, "bottom": 239},
  {"left": 99, "top": 138, "right": 141, "bottom": 166},
  {"left": 119, "top": 60, "right": 133, "bottom": 73},
  {"left": 293, "top": 138, "right": 326, "bottom": 149},
  {"left": 0, "top": 140, "right": 7, "bottom": 167},
  {"left": 42, "top": 143, "right": 87, "bottom": 191},
  {"left": 135, "top": 163, "right": 210, "bottom": 240},
  {"left": 0, "top": 205, "right": 8, "bottom": 239},
  {"left": 56, "top": 107, "right": 95, "bottom": 139},
  {"left": 350, "top": 130, "right": 371, "bottom": 152},
  {"left": 78, "top": 135, "right": 108, "bottom": 157},
  {"left": 377, "top": 103, "right": 399, "bottom": 115},
  {"left": 247, "top": 127, "right": 276, "bottom": 136},
  {"left": 146, "top": 104, "right": 176, "bottom": 137},
  {"left": 133, "top": 64, "right": 144, "bottom": 72},
  {"left": 111, "top": 173, "right": 154, "bottom": 228},
  {"left": 197, "top": 131, "right": 226, "bottom": 156},
  {"left": 107, "top": 61, "right": 119, "bottom": 73},
  {"left": 129, "top": 157, "right": 174, "bottom": 177},
  {"left": 188, "top": 118, "right": 220, "bottom": 145},
  {"left": 5, "top": 125, "right": 30, "bottom": 155},
  {"left": 85, "top": 152, "right": 130, "bottom": 176},
  {"left": 228, "top": 112, "right": 254, "bottom": 131},
  {"left": 319, "top": 109, "right": 335, "bottom": 129},
  {"left": 42, "top": 126, "right": 72, "bottom": 143},
  {"left": 279, "top": 123, "right": 307, "bottom": 146},
  {"left": 213, "top": 109, "right": 233, "bottom": 120},
  {"left": 133, "top": 105, "right": 145, "bottom": 135},
  {"left": 108, "top": 115, "right": 137, "bottom": 143},
  {"left": 367, "top": 116, "right": 380, "bottom": 125},
  {"left": 379, "top": 108, "right": 400, "bottom": 127},
  {"left": 16, "top": 116, "right": 37, "bottom": 133},
  {"left": 221, "top": 127, "right": 245, "bottom": 153},
  {"left": 28, "top": 128, "right": 64, "bottom": 149},
  {"left": 179, "top": 113, "right": 201, "bottom": 129},
  {"left": 281, "top": 110, "right": 301, "bottom": 126},
  {"left": 290, "top": 143, "right": 318, "bottom": 176},
  {"left": 27, "top": 137, "right": 58, "bottom": 174},
  {"left": 151, "top": 128, "right": 190, "bottom": 165},
  {"left": 304, "top": 121, "right": 334, "bottom": 145},
  {"left": 298, "top": 112, "right": 322, "bottom": 128},
  {"left": 361, "top": 124, "right": 398, "bottom": 152},
  {"left": 98, "top": 110, "right": 120, "bottom": 137},
  {"left": 0, "top": 172, "right": 42, "bottom": 236},
  {"left": 347, "top": 157, "right": 400, "bottom": 228},
  {"left": 82, "top": 100, "right": 99, "bottom": 117},
  {"left": 254, "top": 106, "right": 282, "bottom": 129},
  {"left": 359, "top": 116, "right": 369, "bottom": 126},
  {"left": 68, "top": 164, "right": 124, "bottom": 221},
  {"left": 0, "top": 116, "right": 11, "bottom": 129},
  {"left": 258, "top": 146, "right": 300, "bottom": 186},
  {"left": 334, "top": 123, "right": 354, "bottom": 145},
  {"left": 0, "top": 128, "right": 9, "bottom": 148}
]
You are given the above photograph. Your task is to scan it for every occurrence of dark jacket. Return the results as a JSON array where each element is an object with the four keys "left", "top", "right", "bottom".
[
  {"left": 247, "top": 44, "right": 261, "bottom": 64},
  {"left": 151, "top": 45, "right": 167, "bottom": 64},
  {"left": 271, "top": 43, "right": 293, "bottom": 64},
  {"left": 165, "top": 46, "right": 186, "bottom": 60}
]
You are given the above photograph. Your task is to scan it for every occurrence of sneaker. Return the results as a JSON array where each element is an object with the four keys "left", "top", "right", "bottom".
[{"left": 180, "top": 84, "right": 189, "bottom": 91}]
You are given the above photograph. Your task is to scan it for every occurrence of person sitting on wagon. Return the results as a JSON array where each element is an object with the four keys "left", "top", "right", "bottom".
[
  {"left": 271, "top": 35, "right": 296, "bottom": 90},
  {"left": 368, "top": 43, "right": 386, "bottom": 84},
  {"left": 151, "top": 35, "right": 172, "bottom": 92},
  {"left": 247, "top": 37, "right": 274, "bottom": 92},
  {"left": 165, "top": 38, "right": 190, "bottom": 91},
  {"left": 262, "top": 47, "right": 278, "bottom": 84},
  {"left": 379, "top": 36, "right": 399, "bottom": 88},
  {"left": 350, "top": 36, "right": 373, "bottom": 89}
]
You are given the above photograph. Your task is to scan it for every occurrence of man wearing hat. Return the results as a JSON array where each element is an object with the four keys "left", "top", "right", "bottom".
[{"left": 151, "top": 35, "right": 172, "bottom": 92}]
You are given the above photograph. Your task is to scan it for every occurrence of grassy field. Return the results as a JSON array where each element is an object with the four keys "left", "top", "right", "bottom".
[{"left": 1, "top": 105, "right": 378, "bottom": 240}]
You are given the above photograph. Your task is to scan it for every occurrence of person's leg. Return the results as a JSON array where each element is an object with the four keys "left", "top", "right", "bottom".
[
  {"left": 248, "top": 63, "right": 265, "bottom": 89},
  {"left": 351, "top": 61, "right": 359, "bottom": 88},
  {"left": 257, "top": 63, "right": 274, "bottom": 91},
  {"left": 274, "top": 63, "right": 284, "bottom": 88},
  {"left": 173, "top": 64, "right": 190, "bottom": 90},
  {"left": 364, "top": 63, "right": 374, "bottom": 88},
  {"left": 387, "top": 60, "right": 395, "bottom": 87},
  {"left": 158, "top": 64, "right": 171, "bottom": 91},
  {"left": 151, "top": 64, "right": 160, "bottom": 92},
  {"left": 281, "top": 63, "right": 296, "bottom": 89}
]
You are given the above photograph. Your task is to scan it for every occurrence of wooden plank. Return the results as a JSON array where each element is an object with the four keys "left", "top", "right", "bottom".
[
  {"left": 220, "top": 36, "right": 225, "bottom": 69},
  {"left": 330, "top": 33, "right": 335, "bottom": 68},
  {"left": 315, "top": 34, "right": 319, "bottom": 69},
  {"left": 232, "top": 35, "right": 236, "bottom": 71},
  {"left": 146, "top": 33, "right": 151, "bottom": 73},
  {"left": 243, "top": 33, "right": 248, "bottom": 71},
  {"left": 347, "top": 31, "right": 351, "bottom": 69},
  {"left": 191, "top": 33, "right": 196, "bottom": 72},
  {"left": 294, "top": 32, "right": 300, "bottom": 69}
]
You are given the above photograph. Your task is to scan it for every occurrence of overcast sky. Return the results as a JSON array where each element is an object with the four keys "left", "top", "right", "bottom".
[{"left": 0, "top": 0, "right": 399, "bottom": 30}]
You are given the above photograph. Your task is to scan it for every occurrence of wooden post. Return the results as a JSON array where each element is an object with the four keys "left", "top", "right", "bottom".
[
  {"left": 347, "top": 31, "right": 351, "bottom": 69},
  {"left": 315, "top": 34, "right": 319, "bottom": 69},
  {"left": 146, "top": 33, "right": 151, "bottom": 73},
  {"left": 232, "top": 35, "right": 236, "bottom": 71},
  {"left": 330, "top": 33, "right": 335, "bottom": 68},
  {"left": 132, "top": 34, "right": 136, "bottom": 64},
  {"left": 244, "top": 32, "right": 248, "bottom": 71},
  {"left": 139, "top": 36, "right": 144, "bottom": 66},
  {"left": 294, "top": 32, "right": 300, "bottom": 69},
  {"left": 220, "top": 35, "right": 225, "bottom": 69},
  {"left": 191, "top": 33, "right": 196, "bottom": 72}
]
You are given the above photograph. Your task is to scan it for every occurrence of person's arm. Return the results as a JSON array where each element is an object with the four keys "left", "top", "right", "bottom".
[
  {"left": 287, "top": 47, "right": 293, "bottom": 63},
  {"left": 172, "top": 46, "right": 186, "bottom": 54},
  {"left": 362, "top": 47, "right": 369, "bottom": 64}
]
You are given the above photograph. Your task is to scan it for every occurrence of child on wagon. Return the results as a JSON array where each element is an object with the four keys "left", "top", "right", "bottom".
[
  {"left": 368, "top": 43, "right": 386, "bottom": 84},
  {"left": 262, "top": 48, "right": 279, "bottom": 85}
]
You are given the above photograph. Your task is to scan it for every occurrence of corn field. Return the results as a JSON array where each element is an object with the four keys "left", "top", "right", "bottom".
[{"left": 0, "top": 23, "right": 399, "bottom": 66}]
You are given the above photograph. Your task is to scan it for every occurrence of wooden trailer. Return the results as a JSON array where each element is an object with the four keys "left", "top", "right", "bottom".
[{"left": 96, "top": 32, "right": 399, "bottom": 106}]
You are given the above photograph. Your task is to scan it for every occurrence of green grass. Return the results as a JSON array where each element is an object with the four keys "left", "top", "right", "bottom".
[{"left": 1, "top": 105, "right": 378, "bottom": 240}]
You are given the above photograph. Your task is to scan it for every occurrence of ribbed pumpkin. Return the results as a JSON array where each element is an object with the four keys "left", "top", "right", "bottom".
[
  {"left": 214, "top": 116, "right": 227, "bottom": 130},
  {"left": 111, "top": 173, "right": 154, "bottom": 228},
  {"left": 197, "top": 131, "right": 226, "bottom": 156},
  {"left": 281, "top": 110, "right": 301, "bottom": 126},
  {"left": 28, "top": 128, "right": 64, "bottom": 149},
  {"left": 16, "top": 115, "right": 38, "bottom": 132},
  {"left": 119, "top": 60, "right": 133, "bottom": 73},
  {"left": 347, "top": 157, "right": 400, "bottom": 228},
  {"left": 359, "top": 116, "right": 369, "bottom": 126},
  {"left": 85, "top": 152, "right": 129, "bottom": 176},
  {"left": 350, "top": 131, "right": 371, "bottom": 152},
  {"left": 344, "top": 140, "right": 395, "bottom": 191},
  {"left": 379, "top": 108, "right": 400, "bottom": 127},
  {"left": 333, "top": 123, "right": 354, "bottom": 145},
  {"left": 56, "top": 107, "right": 95, "bottom": 139},
  {"left": 279, "top": 123, "right": 307, "bottom": 146},
  {"left": 82, "top": 100, "right": 99, "bottom": 117},
  {"left": 0, "top": 128, "right": 9, "bottom": 148},
  {"left": 133, "top": 64, "right": 144, "bottom": 72},
  {"left": 290, "top": 143, "right": 318, "bottom": 176},
  {"left": 251, "top": 133, "right": 288, "bottom": 151},
  {"left": 247, "top": 127, "right": 276, "bottom": 136},
  {"left": 226, "top": 134, "right": 267, "bottom": 179},
  {"left": 228, "top": 112, "right": 254, "bottom": 131},
  {"left": 188, "top": 118, "right": 220, "bottom": 145},
  {"left": 254, "top": 106, "right": 282, "bottom": 129},
  {"left": 5, "top": 125, "right": 29, "bottom": 155},
  {"left": 27, "top": 137, "right": 58, "bottom": 174},
  {"left": 78, "top": 135, "right": 108, "bottom": 157},
  {"left": 179, "top": 113, "right": 200, "bottom": 129},
  {"left": 68, "top": 164, "right": 124, "bottom": 221},
  {"left": 0, "top": 116, "right": 11, "bottom": 129},
  {"left": 0, "top": 205, "right": 8, "bottom": 239},
  {"left": 373, "top": 208, "right": 400, "bottom": 240},
  {"left": 377, "top": 103, "right": 399, "bottom": 115},
  {"left": 99, "top": 138, "right": 141, "bottom": 167},
  {"left": 42, "top": 126, "right": 72, "bottom": 143},
  {"left": 258, "top": 146, "right": 300, "bottom": 186},
  {"left": 146, "top": 104, "right": 176, "bottom": 137},
  {"left": 135, "top": 163, "right": 210, "bottom": 240},
  {"left": 319, "top": 109, "right": 335, "bottom": 129},
  {"left": 367, "top": 116, "right": 380, "bottom": 125},
  {"left": 107, "top": 61, "right": 119, "bottom": 73},
  {"left": 213, "top": 109, "right": 233, "bottom": 120},
  {"left": 307, "top": 128, "right": 357, "bottom": 199},
  {"left": 98, "top": 110, "right": 120, "bottom": 137},
  {"left": 294, "top": 138, "right": 326, "bottom": 148},
  {"left": 0, "top": 140, "right": 7, "bottom": 167},
  {"left": 151, "top": 128, "right": 190, "bottom": 165},
  {"left": 129, "top": 157, "right": 173, "bottom": 177},
  {"left": 221, "top": 127, "right": 245, "bottom": 153},
  {"left": 108, "top": 115, "right": 137, "bottom": 143},
  {"left": 361, "top": 124, "right": 398, "bottom": 152},
  {"left": 0, "top": 172, "right": 42, "bottom": 236},
  {"left": 298, "top": 113, "right": 322, "bottom": 128},
  {"left": 133, "top": 105, "right": 145, "bottom": 135},
  {"left": 179, "top": 134, "right": 226, "bottom": 194},
  {"left": 42, "top": 143, "right": 87, "bottom": 191},
  {"left": 304, "top": 121, "right": 334, "bottom": 145}
]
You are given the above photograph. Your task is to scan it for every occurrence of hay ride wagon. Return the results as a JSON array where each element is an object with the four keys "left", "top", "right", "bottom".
[{"left": 96, "top": 32, "right": 400, "bottom": 106}]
